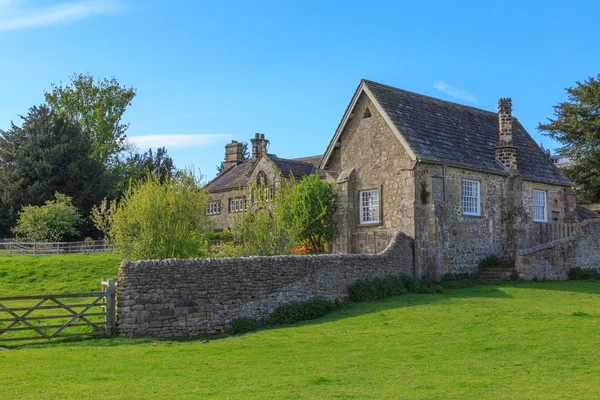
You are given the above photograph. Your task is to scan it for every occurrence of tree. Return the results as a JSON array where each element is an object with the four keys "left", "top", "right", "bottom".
[
  {"left": 12, "top": 193, "right": 81, "bottom": 242},
  {"left": 45, "top": 73, "right": 136, "bottom": 164},
  {"left": 225, "top": 172, "right": 336, "bottom": 256},
  {"left": 110, "top": 171, "right": 212, "bottom": 260},
  {"left": 216, "top": 142, "right": 250, "bottom": 174},
  {"left": 0, "top": 105, "right": 108, "bottom": 237},
  {"left": 539, "top": 74, "right": 600, "bottom": 202},
  {"left": 285, "top": 173, "right": 336, "bottom": 252}
]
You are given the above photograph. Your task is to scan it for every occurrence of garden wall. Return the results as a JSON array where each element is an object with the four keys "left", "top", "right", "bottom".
[
  {"left": 117, "top": 232, "right": 413, "bottom": 337},
  {"left": 515, "top": 219, "right": 600, "bottom": 280}
]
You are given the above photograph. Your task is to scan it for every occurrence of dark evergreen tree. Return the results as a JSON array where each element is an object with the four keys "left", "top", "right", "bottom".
[
  {"left": 0, "top": 105, "right": 108, "bottom": 237},
  {"left": 113, "top": 146, "right": 177, "bottom": 196},
  {"left": 539, "top": 74, "right": 600, "bottom": 202}
]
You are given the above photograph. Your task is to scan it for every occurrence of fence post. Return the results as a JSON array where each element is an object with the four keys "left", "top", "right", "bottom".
[{"left": 104, "top": 279, "right": 116, "bottom": 336}]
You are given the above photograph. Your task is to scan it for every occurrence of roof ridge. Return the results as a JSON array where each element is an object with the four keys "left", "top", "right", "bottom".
[{"left": 361, "top": 79, "right": 498, "bottom": 116}]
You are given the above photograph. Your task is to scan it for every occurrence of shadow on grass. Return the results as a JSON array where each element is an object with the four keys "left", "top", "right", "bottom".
[{"left": 2, "top": 284, "right": 514, "bottom": 350}]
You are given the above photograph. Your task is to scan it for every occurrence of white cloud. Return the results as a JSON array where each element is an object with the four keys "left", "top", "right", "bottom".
[
  {"left": 433, "top": 81, "right": 478, "bottom": 104},
  {"left": 128, "top": 134, "right": 229, "bottom": 149},
  {"left": 0, "top": 0, "right": 123, "bottom": 32}
]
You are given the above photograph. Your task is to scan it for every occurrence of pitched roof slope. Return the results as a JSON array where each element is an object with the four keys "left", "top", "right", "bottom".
[
  {"left": 207, "top": 155, "right": 322, "bottom": 193},
  {"left": 363, "top": 80, "right": 571, "bottom": 186},
  {"left": 207, "top": 161, "right": 253, "bottom": 192}
]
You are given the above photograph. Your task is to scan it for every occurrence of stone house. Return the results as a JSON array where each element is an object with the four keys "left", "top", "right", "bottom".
[
  {"left": 320, "top": 80, "right": 575, "bottom": 278},
  {"left": 207, "top": 79, "right": 576, "bottom": 279},
  {"left": 206, "top": 133, "right": 321, "bottom": 229}
]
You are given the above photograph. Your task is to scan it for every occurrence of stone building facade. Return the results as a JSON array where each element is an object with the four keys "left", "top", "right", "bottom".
[
  {"left": 206, "top": 133, "right": 321, "bottom": 229},
  {"left": 320, "top": 80, "right": 576, "bottom": 278},
  {"left": 205, "top": 80, "right": 578, "bottom": 279}
]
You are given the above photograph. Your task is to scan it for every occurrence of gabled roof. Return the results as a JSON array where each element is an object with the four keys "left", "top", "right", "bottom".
[
  {"left": 207, "top": 154, "right": 322, "bottom": 193},
  {"left": 321, "top": 79, "right": 571, "bottom": 186}
]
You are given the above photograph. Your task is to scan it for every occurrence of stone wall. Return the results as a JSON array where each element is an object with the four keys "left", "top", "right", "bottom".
[
  {"left": 515, "top": 219, "right": 600, "bottom": 280},
  {"left": 117, "top": 232, "right": 413, "bottom": 337}
]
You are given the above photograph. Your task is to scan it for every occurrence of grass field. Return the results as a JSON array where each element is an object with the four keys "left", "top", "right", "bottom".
[
  {"left": 1, "top": 255, "right": 599, "bottom": 400},
  {"left": 0, "top": 253, "right": 121, "bottom": 296}
]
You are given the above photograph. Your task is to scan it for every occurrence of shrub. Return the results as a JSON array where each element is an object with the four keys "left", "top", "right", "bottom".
[
  {"left": 229, "top": 317, "right": 262, "bottom": 334},
  {"left": 229, "top": 171, "right": 336, "bottom": 256},
  {"left": 441, "top": 272, "right": 474, "bottom": 281},
  {"left": 12, "top": 192, "right": 81, "bottom": 242},
  {"left": 110, "top": 170, "right": 212, "bottom": 260},
  {"left": 567, "top": 267, "right": 600, "bottom": 280},
  {"left": 439, "top": 272, "right": 478, "bottom": 288},
  {"left": 268, "top": 298, "right": 339, "bottom": 325},
  {"left": 348, "top": 275, "right": 442, "bottom": 303},
  {"left": 478, "top": 254, "right": 502, "bottom": 269}
]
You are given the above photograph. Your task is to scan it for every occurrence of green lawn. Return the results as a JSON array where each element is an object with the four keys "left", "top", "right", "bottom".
[
  {"left": 0, "top": 253, "right": 121, "bottom": 296},
  {"left": 1, "top": 277, "right": 599, "bottom": 399}
]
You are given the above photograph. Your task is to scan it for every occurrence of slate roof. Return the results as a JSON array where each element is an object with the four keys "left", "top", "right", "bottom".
[
  {"left": 207, "top": 161, "right": 253, "bottom": 192},
  {"left": 207, "top": 155, "right": 322, "bottom": 193},
  {"left": 363, "top": 80, "right": 571, "bottom": 186}
]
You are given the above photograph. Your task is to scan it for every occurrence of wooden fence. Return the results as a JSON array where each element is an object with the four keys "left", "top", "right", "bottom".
[
  {"left": 0, "top": 240, "right": 115, "bottom": 256},
  {"left": 0, "top": 280, "right": 116, "bottom": 343}
]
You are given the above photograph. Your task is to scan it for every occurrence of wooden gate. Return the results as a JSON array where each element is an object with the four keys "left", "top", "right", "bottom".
[{"left": 0, "top": 280, "right": 116, "bottom": 343}]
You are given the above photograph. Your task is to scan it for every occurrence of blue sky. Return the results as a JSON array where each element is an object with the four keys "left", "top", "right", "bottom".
[{"left": 1, "top": 0, "right": 599, "bottom": 181}]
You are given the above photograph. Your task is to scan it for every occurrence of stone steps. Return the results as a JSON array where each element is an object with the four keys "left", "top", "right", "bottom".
[{"left": 474, "top": 268, "right": 514, "bottom": 281}]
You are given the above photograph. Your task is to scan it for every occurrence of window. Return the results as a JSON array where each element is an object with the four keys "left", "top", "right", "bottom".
[
  {"left": 206, "top": 201, "right": 221, "bottom": 215},
  {"left": 229, "top": 197, "right": 247, "bottom": 213},
  {"left": 255, "top": 171, "right": 272, "bottom": 202},
  {"left": 462, "top": 180, "right": 480, "bottom": 216},
  {"left": 360, "top": 189, "right": 380, "bottom": 225},
  {"left": 533, "top": 190, "right": 547, "bottom": 222}
]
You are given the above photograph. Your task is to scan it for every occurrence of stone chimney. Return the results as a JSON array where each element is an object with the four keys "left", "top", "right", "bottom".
[
  {"left": 250, "top": 133, "right": 269, "bottom": 160},
  {"left": 495, "top": 98, "right": 518, "bottom": 170},
  {"left": 223, "top": 140, "right": 244, "bottom": 170}
]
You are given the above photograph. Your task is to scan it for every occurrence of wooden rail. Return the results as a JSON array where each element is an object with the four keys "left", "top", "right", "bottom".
[
  {"left": 0, "top": 279, "right": 116, "bottom": 343},
  {"left": 0, "top": 240, "right": 115, "bottom": 256}
]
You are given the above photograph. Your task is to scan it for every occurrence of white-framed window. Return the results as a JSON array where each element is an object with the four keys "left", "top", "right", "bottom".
[
  {"left": 462, "top": 180, "right": 480, "bottom": 216},
  {"left": 229, "top": 197, "right": 247, "bottom": 213},
  {"left": 206, "top": 201, "right": 221, "bottom": 215},
  {"left": 360, "top": 189, "right": 380, "bottom": 225},
  {"left": 532, "top": 190, "right": 547, "bottom": 222}
]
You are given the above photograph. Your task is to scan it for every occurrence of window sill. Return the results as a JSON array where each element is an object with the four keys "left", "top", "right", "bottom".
[{"left": 358, "top": 221, "right": 383, "bottom": 227}]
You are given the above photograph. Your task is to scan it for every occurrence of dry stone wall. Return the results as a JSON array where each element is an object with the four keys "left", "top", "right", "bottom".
[
  {"left": 516, "top": 219, "right": 600, "bottom": 280},
  {"left": 117, "top": 232, "right": 413, "bottom": 338}
]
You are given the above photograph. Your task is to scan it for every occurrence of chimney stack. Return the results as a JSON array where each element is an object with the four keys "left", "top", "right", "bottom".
[
  {"left": 495, "top": 98, "right": 517, "bottom": 170},
  {"left": 223, "top": 140, "right": 243, "bottom": 170},
  {"left": 250, "top": 133, "right": 269, "bottom": 160}
]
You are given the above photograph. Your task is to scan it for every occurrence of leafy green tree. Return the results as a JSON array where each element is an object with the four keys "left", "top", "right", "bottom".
[
  {"left": 45, "top": 73, "right": 136, "bottom": 164},
  {"left": 225, "top": 172, "right": 336, "bottom": 256},
  {"left": 539, "top": 74, "right": 600, "bottom": 202},
  {"left": 285, "top": 173, "right": 336, "bottom": 252},
  {"left": 12, "top": 193, "right": 81, "bottom": 242},
  {"left": 0, "top": 105, "right": 108, "bottom": 237},
  {"left": 110, "top": 171, "right": 212, "bottom": 260},
  {"left": 227, "top": 178, "right": 297, "bottom": 256}
]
